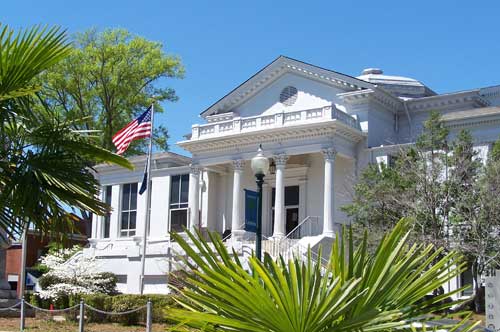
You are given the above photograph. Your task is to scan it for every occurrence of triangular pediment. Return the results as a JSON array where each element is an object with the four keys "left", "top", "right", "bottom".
[{"left": 201, "top": 56, "right": 375, "bottom": 118}]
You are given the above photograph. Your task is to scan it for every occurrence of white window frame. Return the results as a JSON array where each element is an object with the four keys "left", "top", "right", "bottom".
[
  {"left": 102, "top": 185, "right": 112, "bottom": 239},
  {"left": 120, "top": 183, "right": 138, "bottom": 238},
  {"left": 169, "top": 174, "right": 189, "bottom": 232}
]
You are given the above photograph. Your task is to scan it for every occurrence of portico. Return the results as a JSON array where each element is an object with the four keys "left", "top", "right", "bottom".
[{"left": 183, "top": 144, "right": 357, "bottom": 240}]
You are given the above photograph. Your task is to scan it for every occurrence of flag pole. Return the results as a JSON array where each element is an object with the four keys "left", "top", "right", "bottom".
[{"left": 139, "top": 102, "right": 155, "bottom": 295}]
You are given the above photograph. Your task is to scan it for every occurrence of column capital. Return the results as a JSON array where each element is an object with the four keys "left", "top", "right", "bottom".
[
  {"left": 232, "top": 159, "right": 245, "bottom": 171},
  {"left": 322, "top": 148, "right": 337, "bottom": 161},
  {"left": 190, "top": 164, "right": 202, "bottom": 175},
  {"left": 273, "top": 153, "right": 289, "bottom": 167}
]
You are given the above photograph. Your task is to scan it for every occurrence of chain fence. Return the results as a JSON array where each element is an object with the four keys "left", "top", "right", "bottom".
[{"left": 9, "top": 297, "right": 153, "bottom": 332}]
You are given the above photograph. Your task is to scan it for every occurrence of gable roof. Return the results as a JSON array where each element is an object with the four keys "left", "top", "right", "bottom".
[{"left": 201, "top": 55, "right": 376, "bottom": 117}]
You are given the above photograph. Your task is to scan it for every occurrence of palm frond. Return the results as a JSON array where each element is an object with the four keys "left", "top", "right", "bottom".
[
  {"left": 0, "top": 24, "right": 71, "bottom": 102},
  {"left": 166, "top": 219, "right": 479, "bottom": 332}
]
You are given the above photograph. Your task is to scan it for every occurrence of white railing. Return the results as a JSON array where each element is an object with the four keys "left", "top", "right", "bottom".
[
  {"left": 260, "top": 235, "right": 329, "bottom": 267},
  {"left": 191, "top": 105, "right": 361, "bottom": 140},
  {"left": 285, "top": 216, "right": 321, "bottom": 240}
]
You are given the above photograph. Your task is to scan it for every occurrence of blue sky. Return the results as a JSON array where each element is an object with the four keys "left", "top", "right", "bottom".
[{"left": 3, "top": 0, "right": 500, "bottom": 155}]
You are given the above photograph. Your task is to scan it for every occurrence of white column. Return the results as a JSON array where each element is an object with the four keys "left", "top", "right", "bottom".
[
  {"left": 231, "top": 160, "right": 245, "bottom": 236},
  {"left": 218, "top": 173, "right": 228, "bottom": 232},
  {"left": 322, "top": 148, "right": 337, "bottom": 237},
  {"left": 188, "top": 164, "right": 201, "bottom": 231},
  {"left": 273, "top": 154, "right": 288, "bottom": 238}
]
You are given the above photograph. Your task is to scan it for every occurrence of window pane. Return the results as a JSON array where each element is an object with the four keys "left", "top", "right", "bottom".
[
  {"left": 103, "top": 186, "right": 112, "bottom": 238},
  {"left": 104, "top": 215, "right": 110, "bottom": 238},
  {"left": 105, "top": 186, "right": 112, "bottom": 204},
  {"left": 122, "top": 184, "right": 130, "bottom": 210},
  {"left": 130, "top": 183, "right": 138, "bottom": 210},
  {"left": 121, "top": 212, "right": 129, "bottom": 231},
  {"left": 170, "top": 175, "right": 180, "bottom": 204},
  {"left": 285, "top": 186, "right": 299, "bottom": 206},
  {"left": 129, "top": 211, "right": 136, "bottom": 230},
  {"left": 180, "top": 174, "right": 190, "bottom": 203},
  {"left": 272, "top": 188, "right": 275, "bottom": 208},
  {"left": 170, "top": 209, "right": 187, "bottom": 233}
]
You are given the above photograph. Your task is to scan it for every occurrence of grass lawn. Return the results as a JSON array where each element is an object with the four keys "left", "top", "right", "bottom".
[{"left": 0, "top": 317, "right": 169, "bottom": 332}]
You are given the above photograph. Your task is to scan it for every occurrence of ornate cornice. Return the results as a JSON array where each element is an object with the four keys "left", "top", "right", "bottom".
[
  {"left": 178, "top": 121, "right": 365, "bottom": 155},
  {"left": 202, "top": 56, "right": 374, "bottom": 117},
  {"left": 337, "top": 89, "right": 403, "bottom": 113},
  {"left": 273, "top": 154, "right": 289, "bottom": 166},
  {"left": 405, "top": 90, "right": 490, "bottom": 112},
  {"left": 444, "top": 117, "right": 500, "bottom": 130}
]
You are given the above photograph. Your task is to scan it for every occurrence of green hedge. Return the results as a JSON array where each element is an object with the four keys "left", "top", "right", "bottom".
[{"left": 29, "top": 293, "right": 175, "bottom": 325}]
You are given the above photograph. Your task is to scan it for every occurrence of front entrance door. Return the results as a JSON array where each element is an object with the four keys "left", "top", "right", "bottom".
[
  {"left": 286, "top": 207, "right": 299, "bottom": 234},
  {"left": 271, "top": 185, "right": 300, "bottom": 236}
]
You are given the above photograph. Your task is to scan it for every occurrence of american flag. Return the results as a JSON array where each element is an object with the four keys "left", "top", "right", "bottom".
[{"left": 112, "top": 106, "right": 152, "bottom": 155}]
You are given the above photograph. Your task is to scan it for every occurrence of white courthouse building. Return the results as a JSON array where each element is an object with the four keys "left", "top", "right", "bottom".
[{"left": 84, "top": 56, "right": 500, "bottom": 294}]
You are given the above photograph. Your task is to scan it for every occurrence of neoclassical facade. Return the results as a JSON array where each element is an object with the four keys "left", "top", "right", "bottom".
[{"left": 86, "top": 56, "right": 500, "bottom": 294}]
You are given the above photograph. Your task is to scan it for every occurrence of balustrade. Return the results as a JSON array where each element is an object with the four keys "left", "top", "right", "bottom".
[{"left": 190, "top": 105, "right": 361, "bottom": 139}]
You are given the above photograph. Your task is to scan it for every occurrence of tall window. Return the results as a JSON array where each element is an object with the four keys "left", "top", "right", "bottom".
[
  {"left": 120, "top": 183, "right": 138, "bottom": 237},
  {"left": 170, "top": 174, "right": 189, "bottom": 232},
  {"left": 102, "top": 186, "right": 112, "bottom": 238}
]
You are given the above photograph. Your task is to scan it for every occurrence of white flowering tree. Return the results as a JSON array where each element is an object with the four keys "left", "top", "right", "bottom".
[{"left": 36, "top": 246, "right": 117, "bottom": 300}]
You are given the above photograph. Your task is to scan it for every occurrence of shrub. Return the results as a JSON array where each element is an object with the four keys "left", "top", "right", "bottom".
[
  {"left": 36, "top": 247, "right": 118, "bottom": 300},
  {"left": 29, "top": 292, "right": 173, "bottom": 325}
]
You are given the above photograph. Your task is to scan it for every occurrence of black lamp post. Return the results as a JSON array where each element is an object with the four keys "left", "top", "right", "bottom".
[{"left": 251, "top": 145, "right": 270, "bottom": 261}]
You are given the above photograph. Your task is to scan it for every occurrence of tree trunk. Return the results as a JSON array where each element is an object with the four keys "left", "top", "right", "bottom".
[{"left": 472, "top": 262, "right": 485, "bottom": 313}]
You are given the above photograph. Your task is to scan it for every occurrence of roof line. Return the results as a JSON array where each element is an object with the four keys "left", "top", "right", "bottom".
[
  {"left": 200, "top": 55, "right": 284, "bottom": 117},
  {"left": 279, "top": 55, "right": 375, "bottom": 88},
  {"left": 200, "top": 55, "right": 376, "bottom": 117}
]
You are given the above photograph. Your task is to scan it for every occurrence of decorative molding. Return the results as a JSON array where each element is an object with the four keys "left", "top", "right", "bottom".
[
  {"left": 273, "top": 154, "right": 289, "bottom": 166},
  {"left": 444, "top": 117, "right": 500, "bottom": 130},
  {"left": 189, "top": 164, "right": 202, "bottom": 175},
  {"left": 322, "top": 148, "right": 337, "bottom": 161},
  {"left": 337, "top": 89, "right": 403, "bottom": 113},
  {"left": 203, "top": 56, "right": 373, "bottom": 116},
  {"left": 178, "top": 121, "right": 365, "bottom": 155},
  {"left": 405, "top": 90, "right": 490, "bottom": 112},
  {"left": 232, "top": 159, "right": 246, "bottom": 171}
]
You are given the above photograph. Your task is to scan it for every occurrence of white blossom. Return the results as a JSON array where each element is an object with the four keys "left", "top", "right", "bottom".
[{"left": 36, "top": 246, "right": 116, "bottom": 300}]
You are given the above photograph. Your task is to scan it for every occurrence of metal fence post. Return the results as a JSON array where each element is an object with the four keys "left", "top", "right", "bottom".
[
  {"left": 20, "top": 297, "right": 25, "bottom": 332},
  {"left": 146, "top": 299, "right": 152, "bottom": 332},
  {"left": 79, "top": 299, "right": 84, "bottom": 332}
]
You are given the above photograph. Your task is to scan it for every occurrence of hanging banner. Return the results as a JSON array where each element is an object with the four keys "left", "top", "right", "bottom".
[{"left": 244, "top": 189, "right": 259, "bottom": 233}]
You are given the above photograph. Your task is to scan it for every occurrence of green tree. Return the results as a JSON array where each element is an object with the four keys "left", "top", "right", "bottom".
[
  {"left": 0, "top": 24, "right": 132, "bottom": 236},
  {"left": 343, "top": 111, "right": 451, "bottom": 248},
  {"left": 166, "top": 219, "right": 478, "bottom": 332},
  {"left": 451, "top": 133, "right": 500, "bottom": 312},
  {"left": 38, "top": 28, "right": 184, "bottom": 154},
  {"left": 411, "top": 111, "right": 450, "bottom": 247}
]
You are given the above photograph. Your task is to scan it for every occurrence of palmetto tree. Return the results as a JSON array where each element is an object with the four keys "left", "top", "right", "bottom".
[
  {"left": 0, "top": 24, "right": 132, "bottom": 236},
  {"left": 167, "top": 219, "right": 479, "bottom": 332}
]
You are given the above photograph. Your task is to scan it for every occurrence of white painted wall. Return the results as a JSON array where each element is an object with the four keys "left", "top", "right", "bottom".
[
  {"left": 367, "top": 104, "right": 397, "bottom": 147},
  {"left": 150, "top": 176, "right": 170, "bottom": 237}
]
